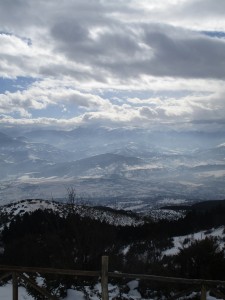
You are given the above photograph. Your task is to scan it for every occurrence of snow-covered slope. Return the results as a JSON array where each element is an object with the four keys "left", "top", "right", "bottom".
[
  {"left": 0, "top": 199, "right": 62, "bottom": 216},
  {"left": 0, "top": 199, "right": 145, "bottom": 227},
  {"left": 163, "top": 226, "right": 225, "bottom": 256},
  {"left": 1, "top": 129, "right": 225, "bottom": 202},
  {"left": 146, "top": 208, "right": 186, "bottom": 221}
]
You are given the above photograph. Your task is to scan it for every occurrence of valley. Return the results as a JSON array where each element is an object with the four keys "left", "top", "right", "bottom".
[{"left": 0, "top": 127, "right": 225, "bottom": 205}]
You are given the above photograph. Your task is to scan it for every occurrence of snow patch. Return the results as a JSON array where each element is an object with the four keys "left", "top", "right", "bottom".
[
  {"left": 163, "top": 226, "right": 225, "bottom": 256},
  {"left": 0, "top": 199, "right": 145, "bottom": 227}
]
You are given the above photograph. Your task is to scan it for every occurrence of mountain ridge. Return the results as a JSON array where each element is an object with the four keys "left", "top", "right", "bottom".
[{"left": 0, "top": 128, "right": 225, "bottom": 202}]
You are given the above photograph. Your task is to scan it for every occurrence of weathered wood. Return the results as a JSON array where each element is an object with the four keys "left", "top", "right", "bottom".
[
  {"left": 108, "top": 272, "right": 225, "bottom": 286},
  {"left": 19, "top": 273, "right": 58, "bottom": 300},
  {"left": 0, "top": 272, "right": 13, "bottom": 281},
  {"left": 0, "top": 260, "right": 225, "bottom": 300},
  {"left": 210, "top": 287, "right": 225, "bottom": 300},
  {"left": 0, "top": 265, "right": 100, "bottom": 277},
  {"left": 12, "top": 272, "right": 18, "bottom": 300},
  {"left": 201, "top": 285, "right": 207, "bottom": 300},
  {"left": 101, "top": 256, "right": 109, "bottom": 300},
  {"left": 0, "top": 264, "right": 224, "bottom": 287}
]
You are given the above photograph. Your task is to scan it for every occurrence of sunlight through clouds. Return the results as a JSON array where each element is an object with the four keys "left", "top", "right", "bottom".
[{"left": 0, "top": 0, "right": 225, "bottom": 132}]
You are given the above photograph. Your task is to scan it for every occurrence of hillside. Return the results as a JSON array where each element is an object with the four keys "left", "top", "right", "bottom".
[
  {"left": 192, "top": 199, "right": 225, "bottom": 211},
  {"left": 0, "top": 199, "right": 225, "bottom": 299},
  {"left": 0, "top": 199, "right": 145, "bottom": 228},
  {"left": 1, "top": 128, "right": 225, "bottom": 202},
  {"left": 37, "top": 153, "right": 143, "bottom": 178}
]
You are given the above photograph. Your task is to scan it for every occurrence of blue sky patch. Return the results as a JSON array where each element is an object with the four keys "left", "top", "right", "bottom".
[
  {"left": 201, "top": 31, "right": 225, "bottom": 38},
  {"left": 0, "top": 77, "right": 36, "bottom": 94}
]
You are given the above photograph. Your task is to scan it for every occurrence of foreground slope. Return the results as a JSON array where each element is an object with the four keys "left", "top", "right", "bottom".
[{"left": 0, "top": 199, "right": 225, "bottom": 299}]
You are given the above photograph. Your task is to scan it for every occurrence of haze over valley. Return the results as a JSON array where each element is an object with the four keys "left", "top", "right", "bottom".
[
  {"left": 1, "top": 2, "right": 225, "bottom": 298},
  {"left": 0, "top": 127, "right": 224, "bottom": 206},
  {"left": 0, "top": 0, "right": 225, "bottom": 207}
]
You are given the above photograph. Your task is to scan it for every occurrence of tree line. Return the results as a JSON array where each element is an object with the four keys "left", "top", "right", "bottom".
[{"left": 0, "top": 201, "right": 225, "bottom": 298}]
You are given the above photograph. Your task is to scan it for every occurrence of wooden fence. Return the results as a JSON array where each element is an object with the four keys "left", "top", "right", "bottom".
[{"left": 0, "top": 256, "right": 225, "bottom": 300}]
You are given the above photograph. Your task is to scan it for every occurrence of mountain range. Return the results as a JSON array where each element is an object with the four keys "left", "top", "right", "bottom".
[{"left": 0, "top": 127, "right": 225, "bottom": 204}]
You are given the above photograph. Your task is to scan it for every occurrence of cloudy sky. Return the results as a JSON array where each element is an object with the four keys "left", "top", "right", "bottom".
[{"left": 0, "top": 0, "right": 225, "bottom": 132}]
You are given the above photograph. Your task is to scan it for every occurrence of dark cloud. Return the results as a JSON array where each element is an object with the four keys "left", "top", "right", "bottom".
[
  {"left": 0, "top": 0, "right": 225, "bottom": 133},
  {"left": 180, "top": 0, "right": 225, "bottom": 18},
  {"left": 51, "top": 19, "right": 141, "bottom": 66},
  {"left": 142, "top": 27, "right": 225, "bottom": 78},
  {"left": 52, "top": 22, "right": 88, "bottom": 44},
  {"left": 0, "top": 0, "right": 44, "bottom": 31},
  {"left": 1, "top": 0, "right": 225, "bottom": 81},
  {"left": 50, "top": 13, "right": 225, "bottom": 80}
]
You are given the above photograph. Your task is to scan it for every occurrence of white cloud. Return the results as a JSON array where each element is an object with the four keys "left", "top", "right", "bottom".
[
  {"left": 0, "top": 0, "right": 225, "bottom": 132},
  {"left": 1, "top": 88, "right": 224, "bottom": 129},
  {"left": 1, "top": 1, "right": 225, "bottom": 82},
  {"left": 0, "top": 80, "right": 113, "bottom": 118}
]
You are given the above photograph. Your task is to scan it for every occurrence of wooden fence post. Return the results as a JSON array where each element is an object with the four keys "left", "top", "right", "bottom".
[
  {"left": 201, "top": 284, "right": 207, "bottom": 300},
  {"left": 101, "top": 256, "right": 109, "bottom": 300},
  {"left": 12, "top": 272, "right": 18, "bottom": 300}
]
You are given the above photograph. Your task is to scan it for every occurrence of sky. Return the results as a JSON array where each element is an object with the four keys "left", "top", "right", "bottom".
[{"left": 0, "top": 0, "right": 225, "bottom": 133}]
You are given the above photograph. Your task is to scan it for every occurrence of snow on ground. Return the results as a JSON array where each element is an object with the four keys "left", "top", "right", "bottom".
[
  {"left": 0, "top": 280, "right": 139, "bottom": 300},
  {"left": 0, "top": 199, "right": 145, "bottom": 227},
  {"left": 0, "top": 199, "right": 62, "bottom": 216},
  {"left": 176, "top": 291, "right": 223, "bottom": 300},
  {"left": 163, "top": 226, "right": 225, "bottom": 256},
  {"left": 122, "top": 203, "right": 149, "bottom": 212},
  {"left": 158, "top": 198, "right": 187, "bottom": 205},
  {"left": 76, "top": 205, "right": 145, "bottom": 227},
  {"left": 107, "top": 200, "right": 151, "bottom": 213},
  {"left": 0, "top": 283, "right": 34, "bottom": 300},
  {"left": 147, "top": 209, "right": 186, "bottom": 221},
  {"left": 66, "top": 289, "right": 85, "bottom": 300},
  {"left": 0, "top": 281, "right": 222, "bottom": 300},
  {"left": 122, "top": 245, "right": 131, "bottom": 255},
  {"left": 207, "top": 292, "right": 223, "bottom": 300}
]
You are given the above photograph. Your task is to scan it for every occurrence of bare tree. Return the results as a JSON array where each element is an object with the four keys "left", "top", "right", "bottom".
[{"left": 64, "top": 187, "right": 78, "bottom": 216}]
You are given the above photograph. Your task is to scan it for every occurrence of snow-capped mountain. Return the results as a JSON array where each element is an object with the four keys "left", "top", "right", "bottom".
[{"left": 0, "top": 128, "right": 225, "bottom": 202}]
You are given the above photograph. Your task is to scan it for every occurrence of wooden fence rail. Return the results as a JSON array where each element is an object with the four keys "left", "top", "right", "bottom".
[{"left": 0, "top": 256, "right": 225, "bottom": 300}]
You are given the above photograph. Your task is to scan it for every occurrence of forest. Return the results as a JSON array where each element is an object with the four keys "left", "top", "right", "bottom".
[{"left": 0, "top": 200, "right": 225, "bottom": 299}]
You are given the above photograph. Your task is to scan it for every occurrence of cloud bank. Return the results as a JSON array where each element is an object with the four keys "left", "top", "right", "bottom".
[{"left": 0, "top": 0, "right": 225, "bottom": 132}]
